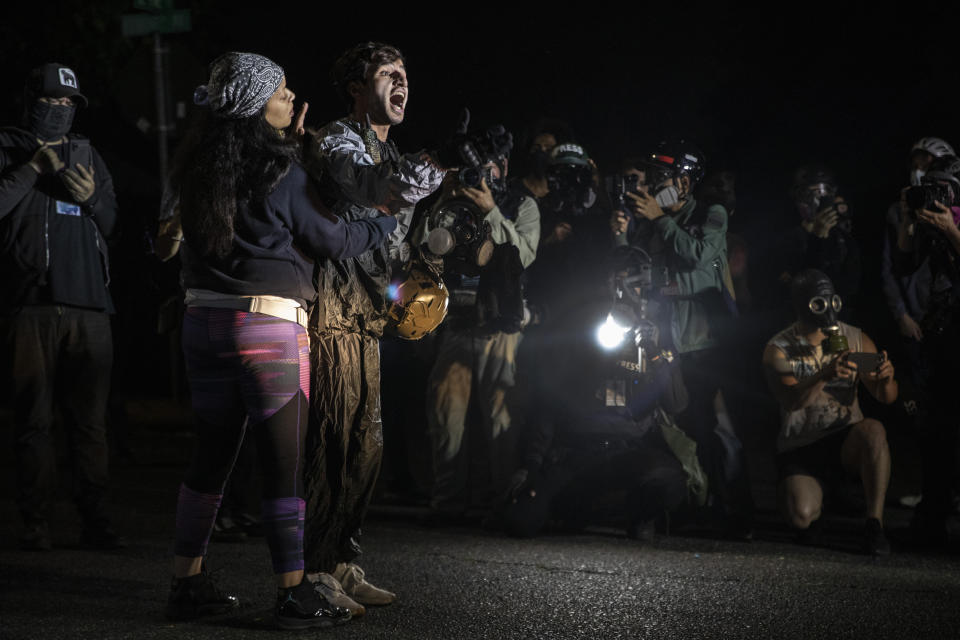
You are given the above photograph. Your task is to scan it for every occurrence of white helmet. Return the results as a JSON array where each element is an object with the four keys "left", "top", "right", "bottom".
[{"left": 912, "top": 137, "right": 955, "bottom": 158}]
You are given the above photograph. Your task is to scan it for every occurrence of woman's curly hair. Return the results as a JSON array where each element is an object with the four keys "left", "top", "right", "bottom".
[{"left": 165, "top": 108, "right": 299, "bottom": 258}]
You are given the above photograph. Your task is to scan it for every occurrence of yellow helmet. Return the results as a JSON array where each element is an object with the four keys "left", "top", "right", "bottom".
[{"left": 384, "top": 263, "right": 449, "bottom": 340}]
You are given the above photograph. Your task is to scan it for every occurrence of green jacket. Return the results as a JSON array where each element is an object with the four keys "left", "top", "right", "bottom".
[{"left": 618, "top": 196, "right": 729, "bottom": 353}]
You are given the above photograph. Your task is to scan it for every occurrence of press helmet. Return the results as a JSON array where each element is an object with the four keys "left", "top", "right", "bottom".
[
  {"left": 647, "top": 139, "right": 707, "bottom": 187},
  {"left": 912, "top": 137, "right": 955, "bottom": 159}
]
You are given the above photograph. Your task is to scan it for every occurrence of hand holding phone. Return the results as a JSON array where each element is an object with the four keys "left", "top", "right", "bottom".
[{"left": 844, "top": 351, "right": 885, "bottom": 373}]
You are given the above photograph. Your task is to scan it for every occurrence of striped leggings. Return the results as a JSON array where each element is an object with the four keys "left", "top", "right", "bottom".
[{"left": 173, "top": 307, "right": 309, "bottom": 574}]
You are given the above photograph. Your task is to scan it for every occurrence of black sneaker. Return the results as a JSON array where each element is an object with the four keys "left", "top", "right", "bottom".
[
  {"left": 20, "top": 521, "right": 52, "bottom": 551},
  {"left": 81, "top": 525, "right": 128, "bottom": 550},
  {"left": 276, "top": 577, "right": 352, "bottom": 630},
  {"left": 166, "top": 569, "right": 240, "bottom": 620},
  {"left": 863, "top": 518, "right": 891, "bottom": 557}
]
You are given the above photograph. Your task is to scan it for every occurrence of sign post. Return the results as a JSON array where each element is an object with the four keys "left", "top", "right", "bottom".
[{"left": 121, "top": 1, "right": 191, "bottom": 181}]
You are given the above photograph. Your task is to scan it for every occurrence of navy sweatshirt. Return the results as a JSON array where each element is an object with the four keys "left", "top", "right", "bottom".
[{"left": 179, "top": 162, "right": 397, "bottom": 309}]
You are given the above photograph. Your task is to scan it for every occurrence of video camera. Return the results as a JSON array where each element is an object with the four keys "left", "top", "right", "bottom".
[{"left": 424, "top": 119, "right": 513, "bottom": 275}]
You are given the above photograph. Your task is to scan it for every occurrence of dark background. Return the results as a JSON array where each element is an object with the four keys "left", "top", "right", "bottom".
[{"left": 1, "top": 1, "right": 958, "bottom": 391}]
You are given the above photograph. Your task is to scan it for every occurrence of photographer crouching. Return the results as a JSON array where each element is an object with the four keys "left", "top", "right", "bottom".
[
  {"left": 500, "top": 246, "right": 705, "bottom": 539},
  {"left": 892, "top": 157, "right": 960, "bottom": 545},
  {"left": 411, "top": 124, "right": 541, "bottom": 524},
  {"left": 610, "top": 140, "right": 754, "bottom": 538}
]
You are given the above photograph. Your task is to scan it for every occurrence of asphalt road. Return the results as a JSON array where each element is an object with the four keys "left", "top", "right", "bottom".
[{"left": 1, "top": 401, "right": 959, "bottom": 639}]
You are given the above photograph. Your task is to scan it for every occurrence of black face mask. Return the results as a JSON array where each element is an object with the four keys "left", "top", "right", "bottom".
[
  {"left": 526, "top": 148, "right": 550, "bottom": 179},
  {"left": 27, "top": 101, "right": 75, "bottom": 141}
]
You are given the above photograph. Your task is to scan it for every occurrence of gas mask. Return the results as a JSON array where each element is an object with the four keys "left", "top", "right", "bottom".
[
  {"left": 794, "top": 182, "right": 837, "bottom": 221},
  {"left": 27, "top": 100, "right": 75, "bottom": 141},
  {"left": 425, "top": 196, "right": 494, "bottom": 274},
  {"left": 793, "top": 272, "right": 842, "bottom": 330}
]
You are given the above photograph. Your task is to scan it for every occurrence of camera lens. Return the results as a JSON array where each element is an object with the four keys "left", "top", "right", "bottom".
[{"left": 459, "top": 167, "right": 481, "bottom": 188}]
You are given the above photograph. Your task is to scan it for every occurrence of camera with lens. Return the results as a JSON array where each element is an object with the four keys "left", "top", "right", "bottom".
[
  {"left": 459, "top": 163, "right": 498, "bottom": 190},
  {"left": 905, "top": 182, "right": 955, "bottom": 212},
  {"left": 605, "top": 173, "right": 643, "bottom": 211}
]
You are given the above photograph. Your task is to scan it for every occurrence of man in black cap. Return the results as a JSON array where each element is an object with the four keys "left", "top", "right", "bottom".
[{"left": 0, "top": 63, "right": 122, "bottom": 550}]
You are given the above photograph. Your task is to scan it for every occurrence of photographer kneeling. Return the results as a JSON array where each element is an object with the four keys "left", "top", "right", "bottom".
[
  {"left": 762, "top": 269, "right": 897, "bottom": 556},
  {"left": 501, "top": 246, "right": 705, "bottom": 539}
]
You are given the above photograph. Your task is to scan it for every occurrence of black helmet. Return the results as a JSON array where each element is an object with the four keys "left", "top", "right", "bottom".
[{"left": 646, "top": 139, "right": 706, "bottom": 187}]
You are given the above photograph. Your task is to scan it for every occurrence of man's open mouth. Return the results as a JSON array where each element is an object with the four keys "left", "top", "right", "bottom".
[{"left": 390, "top": 91, "right": 405, "bottom": 114}]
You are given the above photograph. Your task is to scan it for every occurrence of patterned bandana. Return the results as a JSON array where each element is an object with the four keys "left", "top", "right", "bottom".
[{"left": 193, "top": 52, "right": 284, "bottom": 119}]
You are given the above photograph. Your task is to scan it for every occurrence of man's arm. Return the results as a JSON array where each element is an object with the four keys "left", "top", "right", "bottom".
[
  {"left": 762, "top": 342, "right": 852, "bottom": 412},
  {"left": 305, "top": 124, "right": 444, "bottom": 214},
  {"left": 880, "top": 208, "right": 908, "bottom": 319},
  {"left": 0, "top": 145, "right": 54, "bottom": 219},
  {"left": 155, "top": 209, "right": 182, "bottom": 262},
  {"left": 655, "top": 203, "right": 727, "bottom": 269},
  {"left": 483, "top": 194, "right": 540, "bottom": 269},
  {"left": 273, "top": 164, "right": 397, "bottom": 261}
]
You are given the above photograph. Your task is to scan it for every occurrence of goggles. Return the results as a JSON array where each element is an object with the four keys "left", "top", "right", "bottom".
[{"left": 808, "top": 294, "right": 842, "bottom": 315}]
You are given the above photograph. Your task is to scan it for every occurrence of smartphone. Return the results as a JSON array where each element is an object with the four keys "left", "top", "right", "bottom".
[{"left": 844, "top": 352, "right": 884, "bottom": 372}]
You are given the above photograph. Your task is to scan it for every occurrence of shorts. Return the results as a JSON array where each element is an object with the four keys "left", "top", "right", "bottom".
[{"left": 776, "top": 427, "right": 853, "bottom": 486}]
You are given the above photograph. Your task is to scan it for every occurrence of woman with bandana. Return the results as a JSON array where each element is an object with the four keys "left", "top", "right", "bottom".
[{"left": 159, "top": 52, "right": 397, "bottom": 629}]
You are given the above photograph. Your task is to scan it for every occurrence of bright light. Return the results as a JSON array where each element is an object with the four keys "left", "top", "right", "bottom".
[
  {"left": 596, "top": 313, "right": 630, "bottom": 350},
  {"left": 386, "top": 283, "right": 401, "bottom": 302}
]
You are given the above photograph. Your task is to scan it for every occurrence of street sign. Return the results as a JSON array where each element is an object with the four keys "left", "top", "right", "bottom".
[
  {"left": 132, "top": 0, "right": 174, "bottom": 11},
  {"left": 121, "top": 9, "right": 191, "bottom": 36}
]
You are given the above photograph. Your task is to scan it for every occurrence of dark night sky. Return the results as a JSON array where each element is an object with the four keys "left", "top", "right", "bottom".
[
  {"left": 2, "top": 2, "right": 958, "bottom": 336},
  {"left": 2, "top": 3, "right": 956, "bottom": 194}
]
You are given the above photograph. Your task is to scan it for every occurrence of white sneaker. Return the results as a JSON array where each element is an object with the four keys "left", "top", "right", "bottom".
[
  {"left": 333, "top": 563, "right": 396, "bottom": 606},
  {"left": 307, "top": 572, "right": 365, "bottom": 617}
]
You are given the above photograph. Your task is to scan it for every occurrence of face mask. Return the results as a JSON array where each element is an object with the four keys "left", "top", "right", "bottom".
[
  {"left": 654, "top": 183, "right": 680, "bottom": 208},
  {"left": 527, "top": 148, "right": 550, "bottom": 179},
  {"left": 27, "top": 101, "right": 75, "bottom": 141},
  {"left": 911, "top": 168, "right": 926, "bottom": 187}
]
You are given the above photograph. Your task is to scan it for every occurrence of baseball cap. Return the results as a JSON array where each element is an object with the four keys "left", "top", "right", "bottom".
[{"left": 26, "top": 63, "right": 88, "bottom": 107}]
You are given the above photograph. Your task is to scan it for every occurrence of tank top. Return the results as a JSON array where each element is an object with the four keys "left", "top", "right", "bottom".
[{"left": 767, "top": 321, "right": 864, "bottom": 452}]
